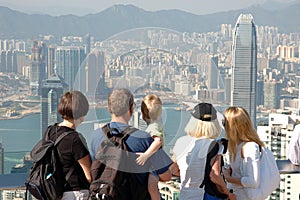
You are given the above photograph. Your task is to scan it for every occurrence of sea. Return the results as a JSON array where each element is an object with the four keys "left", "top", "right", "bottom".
[{"left": 0, "top": 105, "right": 191, "bottom": 174}]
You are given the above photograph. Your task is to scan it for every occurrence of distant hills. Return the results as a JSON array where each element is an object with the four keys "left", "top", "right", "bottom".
[{"left": 0, "top": 3, "right": 299, "bottom": 40}]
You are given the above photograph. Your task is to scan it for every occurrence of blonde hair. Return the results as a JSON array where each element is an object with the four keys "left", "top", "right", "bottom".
[
  {"left": 223, "top": 106, "right": 264, "bottom": 161},
  {"left": 184, "top": 116, "right": 222, "bottom": 139},
  {"left": 141, "top": 94, "right": 162, "bottom": 123}
]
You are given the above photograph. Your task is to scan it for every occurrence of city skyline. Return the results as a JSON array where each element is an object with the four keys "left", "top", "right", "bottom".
[
  {"left": 0, "top": 0, "right": 297, "bottom": 16},
  {"left": 1, "top": 7, "right": 300, "bottom": 199}
]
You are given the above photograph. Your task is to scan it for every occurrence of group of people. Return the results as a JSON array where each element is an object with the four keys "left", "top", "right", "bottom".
[{"left": 44, "top": 87, "right": 296, "bottom": 200}]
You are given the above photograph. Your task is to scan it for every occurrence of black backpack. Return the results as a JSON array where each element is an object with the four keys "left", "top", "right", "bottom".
[
  {"left": 25, "top": 126, "right": 74, "bottom": 200},
  {"left": 200, "top": 140, "right": 228, "bottom": 199},
  {"left": 89, "top": 124, "right": 149, "bottom": 200}
]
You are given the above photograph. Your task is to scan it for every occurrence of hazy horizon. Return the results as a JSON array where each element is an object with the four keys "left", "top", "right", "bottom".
[{"left": 0, "top": 0, "right": 297, "bottom": 16}]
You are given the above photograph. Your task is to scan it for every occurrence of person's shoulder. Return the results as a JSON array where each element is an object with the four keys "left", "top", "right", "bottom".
[
  {"left": 91, "top": 127, "right": 104, "bottom": 138},
  {"left": 130, "top": 128, "right": 151, "bottom": 138},
  {"left": 244, "top": 141, "right": 259, "bottom": 148},
  {"left": 54, "top": 125, "right": 77, "bottom": 137},
  {"left": 147, "top": 121, "right": 163, "bottom": 130},
  {"left": 175, "top": 135, "right": 194, "bottom": 144},
  {"left": 173, "top": 135, "right": 195, "bottom": 153},
  {"left": 243, "top": 142, "right": 260, "bottom": 160}
]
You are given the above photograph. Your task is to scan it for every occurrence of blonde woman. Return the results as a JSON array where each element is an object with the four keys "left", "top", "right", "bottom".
[
  {"left": 172, "top": 103, "right": 235, "bottom": 200},
  {"left": 223, "top": 106, "right": 264, "bottom": 200}
]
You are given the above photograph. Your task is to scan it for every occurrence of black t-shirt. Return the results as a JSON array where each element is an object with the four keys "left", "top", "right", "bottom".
[{"left": 47, "top": 124, "right": 90, "bottom": 191}]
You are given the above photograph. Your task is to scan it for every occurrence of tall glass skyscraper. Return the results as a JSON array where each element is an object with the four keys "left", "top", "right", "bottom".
[
  {"left": 40, "top": 75, "right": 66, "bottom": 134},
  {"left": 55, "top": 46, "right": 85, "bottom": 90},
  {"left": 231, "top": 14, "right": 257, "bottom": 126},
  {"left": 30, "top": 41, "right": 47, "bottom": 95}
]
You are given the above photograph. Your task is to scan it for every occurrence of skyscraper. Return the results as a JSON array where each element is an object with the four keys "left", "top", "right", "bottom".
[
  {"left": 207, "top": 55, "right": 219, "bottom": 89},
  {"left": 47, "top": 46, "right": 56, "bottom": 78},
  {"left": 40, "top": 75, "right": 66, "bottom": 134},
  {"left": 231, "top": 14, "right": 257, "bottom": 126},
  {"left": 263, "top": 80, "right": 281, "bottom": 109},
  {"left": 131, "top": 110, "right": 147, "bottom": 131},
  {"left": 85, "top": 50, "right": 105, "bottom": 98},
  {"left": 30, "top": 41, "right": 47, "bottom": 95},
  {"left": 55, "top": 46, "right": 85, "bottom": 90}
]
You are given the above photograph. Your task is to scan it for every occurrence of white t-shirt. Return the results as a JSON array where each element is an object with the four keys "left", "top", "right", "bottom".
[
  {"left": 173, "top": 136, "right": 214, "bottom": 200},
  {"left": 229, "top": 142, "right": 261, "bottom": 200}
]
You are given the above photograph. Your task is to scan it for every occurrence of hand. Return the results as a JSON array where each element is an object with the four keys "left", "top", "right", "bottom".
[
  {"left": 227, "top": 192, "right": 236, "bottom": 200},
  {"left": 136, "top": 152, "right": 150, "bottom": 166},
  {"left": 222, "top": 166, "right": 232, "bottom": 181}
]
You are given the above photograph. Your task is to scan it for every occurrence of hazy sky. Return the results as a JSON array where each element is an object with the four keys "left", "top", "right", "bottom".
[{"left": 0, "top": 0, "right": 296, "bottom": 16}]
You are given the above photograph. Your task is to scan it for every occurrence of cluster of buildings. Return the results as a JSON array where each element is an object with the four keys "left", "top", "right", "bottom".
[{"left": 1, "top": 12, "right": 300, "bottom": 199}]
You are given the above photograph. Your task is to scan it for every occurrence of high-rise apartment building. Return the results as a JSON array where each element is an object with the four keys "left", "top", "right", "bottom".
[
  {"left": 131, "top": 110, "right": 147, "bottom": 131},
  {"left": 47, "top": 46, "right": 56, "bottom": 78},
  {"left": 84, "top": 50, "right": 105, "bottom": 98},
  {"left": 257, "top": 113, "right": 300, "bottom": 199},
  {"left": 264, "top": 80, "right": 281, "bottom": 109},
  {"left": 40, "top": 75, "right": 66, "bottom": 134},
  {"left": 0, "top": 50, "right": 23, "bottom": 74},
  {"left": 207, "top": 55, "right": 219, "bottom": 89},
  {"left": 231, "top": 14, "right": 257, "bottom": 126},
  {"left": 30, "top": 41, "right": 47, "bottom": 95},
  {"left": 55, "top": 46, "right": 85, "bottom": 90}
]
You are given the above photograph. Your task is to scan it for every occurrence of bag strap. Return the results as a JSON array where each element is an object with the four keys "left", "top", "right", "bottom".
[
  {"left": 200, "top": 140, "right": 218, "bottom": 188},
  {"left": 241, "top": 142, "right": 262, "bottom": 159},
  {"left": 101, "top": 123, "right": 137, "bottom": 147},
  {"left": 46, "top": 126, "right": 75, "bottom": 182},
  {"left": 54, "top": 131, "right": 74, "bottom": 146}
]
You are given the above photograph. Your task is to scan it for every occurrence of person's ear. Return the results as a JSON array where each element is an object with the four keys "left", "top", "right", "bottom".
[{"left": 129, "top": 104, "right": 134, "bottom": 115}]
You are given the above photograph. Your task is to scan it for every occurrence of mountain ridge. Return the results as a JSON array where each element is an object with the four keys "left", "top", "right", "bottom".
[{"left": 0, "top": 4, "right": 299, "bottom": 40}]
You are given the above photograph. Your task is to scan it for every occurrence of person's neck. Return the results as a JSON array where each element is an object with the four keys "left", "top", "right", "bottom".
[
  {"left": 110, "top": 115, "right": 129, "bottom": 125},
  {"left": 59, "top": 119, "right": 75, "bottom": 129}
]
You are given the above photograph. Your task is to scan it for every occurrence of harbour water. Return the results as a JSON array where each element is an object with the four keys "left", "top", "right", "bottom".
[{"left": 0, "top": 105, "right": 190, "bottom": 173}]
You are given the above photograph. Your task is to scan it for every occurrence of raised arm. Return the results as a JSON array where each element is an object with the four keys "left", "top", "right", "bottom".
[{"left": 136, "top": 136, "right": 162, "bottom": 165}]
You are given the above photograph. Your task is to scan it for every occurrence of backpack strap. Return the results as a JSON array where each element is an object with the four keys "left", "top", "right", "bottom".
[
  {"left": 101, "top": 123, "right": 137, "bottom": 147},
  {"left": 200, "top": 140, "right": 218, "bottom": 188},
  {"left": 48, "top": 127, "right": 76, "bottom": 182},
  {"left": 241, "top": 142, "right": 262, "bottom": 159},
  {"left": 54, "top": 131, "right": 74, "bottom": 146}
]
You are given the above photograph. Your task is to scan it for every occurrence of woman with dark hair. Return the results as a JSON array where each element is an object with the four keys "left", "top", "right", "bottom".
[{"left": 46, "top": 91, "right": 92, "bottom": 200}]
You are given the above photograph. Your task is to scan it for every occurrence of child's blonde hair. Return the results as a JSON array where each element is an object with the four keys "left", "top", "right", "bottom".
[{"left": 141, "top": 94, "right": 162, "bottom": 123}]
